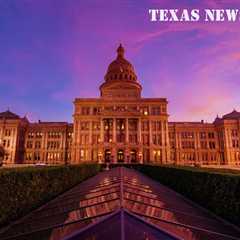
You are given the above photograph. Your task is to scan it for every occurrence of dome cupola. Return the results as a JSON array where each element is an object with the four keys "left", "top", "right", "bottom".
[
  {"left": 100, "top": 44, "right": 142, "bottom": 99},
  {"left": 104, "top": 44, "right": 138, "bottom": 83}
]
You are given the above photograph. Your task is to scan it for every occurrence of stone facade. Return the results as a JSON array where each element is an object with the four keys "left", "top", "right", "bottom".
[{"left": 0, "top": 45, "right": 240, "bottom": 166}]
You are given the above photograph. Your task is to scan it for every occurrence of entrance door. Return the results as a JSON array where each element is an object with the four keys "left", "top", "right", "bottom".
[
  {"left": 105, "top": 149, "right": 111, "bottom": 163},
  {"left": 130, "top": 150, "right": 137, "bottom": 163},
  {"left": 117, "top": 149, "right": 124, "bottom": 163}
]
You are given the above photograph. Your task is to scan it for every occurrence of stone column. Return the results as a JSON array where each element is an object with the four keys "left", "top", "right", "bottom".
[
  {"left": 161, "top": 120, "right": 166, "bottom": 163},
  {"left": 137, "top": 118, "right": 142, "bottom": 164},
  {"left": 227, "top": 129, "right": 232, "bottom": 164},
  {"left": 113, "top": 118, "right": 116, "bottom": 143},
  {"left": 149, "top": 120, "right": 153, "bottom": 162},
  {"left": 77, "top": 120, "right": 81, "bottom": 164},
  {"left": 89, "top": 121, "right": 92, "bottom": 144},
  {"left": 88, "top": 121, "right": 93, "bottom": 162},
  {"left": 149, "top": 120, "right": 153, "bottom": 144},
  {"left": 100, "top": 118, "right": 104, "bottom": 143},
  {"left": 126, "top": 118, "right": 129, "bottom": 143},
  {"left": 162, "top": 121, "right": 165, "bottom": 146},
  {"left": 165, "top": 120, "right": 170, "bottom": 164},
  {"left": 195, "top": 132, "right": 200, "bottom": 164},
  {"left": 43, "top": 129, "right": 48, "bottom": 163},
  {"left": 224, "top": 128, "right": 230, "bottom": 164},
  {"left": 112, "top": 148, "right": 117, "bottom": 163},
  {"left": 138, "top": 118, "right": 142, "bottom": 143}
]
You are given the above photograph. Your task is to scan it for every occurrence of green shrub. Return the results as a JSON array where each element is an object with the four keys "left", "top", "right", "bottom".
[
  {"left": 130, "top": 164, "right": 240, "bottom": 226},
  {"left": 0, "top": 164, "right": 100, "bottom": 228}
]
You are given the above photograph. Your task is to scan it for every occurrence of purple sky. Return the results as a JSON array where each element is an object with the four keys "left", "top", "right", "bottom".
[{"left": 0, "top": 0, "right": 240, "bottom": 123}]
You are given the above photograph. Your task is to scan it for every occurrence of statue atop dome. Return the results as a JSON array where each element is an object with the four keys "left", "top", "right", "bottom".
[{"left": 117, "top": 43, "right": 124, "bottom": 58}]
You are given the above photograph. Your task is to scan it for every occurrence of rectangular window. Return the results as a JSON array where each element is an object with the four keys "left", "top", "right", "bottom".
[
  {"left": 232, "top": 140, "right": 239, "bottom": 148},
  {"left": 28, "top": 132, "right": 34, "bottom": 138},
  {"left": 200, "top": 132, "right": 206, "bottom": 139},
  {"left": 156, "top": 121, "right": 161, "bottom": 131},
  {"left": 142, "top": 134, "right": 149, "bottom": 145},
  {"left": 209, "top": 141, "right": 216, "bottom": 149},
  {"left": 48, "top": 132, "right": 61, "bottom": 138},
  {"left": 200, "top": 141, "right": 208, "bottom": 149},
  {"left": 140, "top": 107, "right": 149, "bottom": 116},
  {"left": 80, "top": 122, "right": 90, "bottom": 131},
  {"left": 152, "top": 121, "right": 157, "bottom": 131},
  {"left": 129, "top": 134, "right": 137, "bottom": 143},
  {"left": 151, "top": 106, "right": 161, "bottom": 115},
  {"left": 35, "top": 141, "right": 41, "bottom": 149},
  {"left": 157, "top": 134, "right": 162, "bottom": 145},
  {"left": 34, "top": 153, "right": 40, "bottom": 161},
  {"left": 182, "top": 141, "right": 195, "bottom": 149},
  {"left": 231, "top": 129, "right": 238, "bottom": 137},
  {"left": 169, "top": 132, "right": 175, "bottom": 139},
  {"left": 93, "top": 122, "right": 100, "bottom": 130},
  {"left": 27, "top": 141, "right": 33, "bottom": 148},
  {"left": 181, "top": 132, "right": 194, "bottom": 139},
  {"left": 93, "top": 107, "right": 101, "bottom": 115},
  {"left": 153, "top": 150, "right": 161, "bottom": 161},
  {"left": 81, "top": 107, "right": 90, "bottom": 115},
  {"left": 117, "top": 133, "right": 125, "bottom": 143},
  {"left": 104, "top": 134, "right": 112, "bottom": 143},
  {"left": 5, "top": 129, "right": 11, "bottom": 136},
  {"left": 104, "top": 119, "right": 113, "bottom": 131},
  {"left": 208, "top": 132, "right": 215, "bottom": 139},
  {"left": 92, "top": 134, "right": 100, "bottom": 144},
  {"left": 117, "top": 119, "right": 125, "bottom": 130},
  {"left": 141, "top": 121, "right": 149, "bottom": 131},
  {"left": 36, "top": 132, "right": 43, "bottom": 138},
  {"left": 161, "top": 106, "right": 166, "bottom": 113},
  {"left": 128, "top": 119, "right": 138, "bottom": 131}
]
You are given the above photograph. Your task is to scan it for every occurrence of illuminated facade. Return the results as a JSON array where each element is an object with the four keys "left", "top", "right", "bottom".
[{"left": 0, "top": 45, "right": 240, "bottom": 166}]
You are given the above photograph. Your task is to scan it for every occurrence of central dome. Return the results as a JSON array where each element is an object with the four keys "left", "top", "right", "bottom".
[
  {"left": 100, "top": 44, "right": 142, "bottom": 99},
  {"left": 104, "top": 44, "right": 138, "bottom": 82}
]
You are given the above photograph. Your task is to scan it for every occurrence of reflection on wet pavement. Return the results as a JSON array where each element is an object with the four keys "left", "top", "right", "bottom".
[{"left": 0, "top": 167, "right": 240, "bottom": 240}]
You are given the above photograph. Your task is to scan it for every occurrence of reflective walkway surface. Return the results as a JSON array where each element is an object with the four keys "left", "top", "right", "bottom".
[{"left": 1, "top": 167, "right": 240, "bottom": 240}]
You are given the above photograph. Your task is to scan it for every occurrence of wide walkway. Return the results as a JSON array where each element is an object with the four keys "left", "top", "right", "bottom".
[{"left": 1, "top": 167, "right": 240, "bottom": 240}]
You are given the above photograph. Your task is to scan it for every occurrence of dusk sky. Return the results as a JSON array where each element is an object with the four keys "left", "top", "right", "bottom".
[{"left": 0, "top": 0, "right": 240, "bottom": 122}]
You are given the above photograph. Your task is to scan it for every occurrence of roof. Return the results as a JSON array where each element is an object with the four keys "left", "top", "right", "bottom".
[
  {"left": 1, "top": 167, "right": 240, "bottom": 240},
  {"left": 28, "top": 121, "right": 72, "bottom": 128},
  {"left": 0, "top": 110, "right": 20, "bottom": 120},
  {"left": 222, "top": 110, "right": 240, "bottom": 120}
]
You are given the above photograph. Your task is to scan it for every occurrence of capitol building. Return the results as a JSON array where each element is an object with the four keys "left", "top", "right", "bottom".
[{"left": 0, "top": 44, "right": 240, "bottom": 166}]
